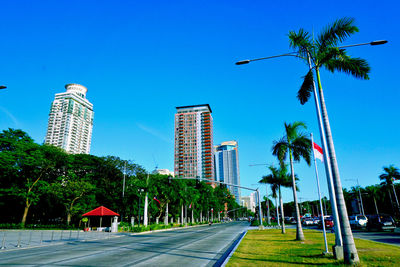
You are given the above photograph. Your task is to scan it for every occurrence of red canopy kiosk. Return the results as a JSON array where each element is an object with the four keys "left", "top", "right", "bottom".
[{"left": 82, "top": 206, "right": 119, "bottom": 229}]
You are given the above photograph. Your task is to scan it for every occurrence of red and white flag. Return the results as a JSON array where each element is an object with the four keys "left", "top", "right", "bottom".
[
  {"left": 153, "top": 197, "right": 161, "bottom": 205},
  {"left": 313, "top": 142, "right": 324, "bottom": 162}
]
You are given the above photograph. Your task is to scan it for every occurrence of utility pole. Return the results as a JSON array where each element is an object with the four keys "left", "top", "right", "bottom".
[
  {"left": 144, "top": 173, "right": 149, "bottom": 227},
  {"left": 122, "top": 161, "right": 127, "bottom": 222}
]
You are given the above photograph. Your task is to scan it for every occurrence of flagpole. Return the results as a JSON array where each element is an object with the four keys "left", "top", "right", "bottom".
[{"left": 311, "top": 133, "right": 329, "bottom": 254}]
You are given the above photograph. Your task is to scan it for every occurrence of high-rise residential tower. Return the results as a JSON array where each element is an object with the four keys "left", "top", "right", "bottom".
[
  {"left": 174, "top": 104, "right": 214, "bottom": 180},
  {"left": 214, "top": 141, "right": 241, "bottom": 204},
  {"left": 45, "top": 83, "right": 94, "bottom": 154}
]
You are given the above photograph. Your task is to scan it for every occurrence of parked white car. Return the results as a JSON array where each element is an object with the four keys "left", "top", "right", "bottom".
[
  {"left": 349, "top": 215, "right": 368, "bottom": 228},
  {"left": 302, "top": 218, "right": 314, "bottom": 226}
]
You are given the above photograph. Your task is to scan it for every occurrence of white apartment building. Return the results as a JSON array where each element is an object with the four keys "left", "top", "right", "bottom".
[
  {"left": 214, "top": 141, "right": 241, "bottom": 204},
  {"left": 45, "top": 84, "right": 94, "bottom": 154},
  {"left": 241, "top": 193, "right": 256, "bottom": 213}
]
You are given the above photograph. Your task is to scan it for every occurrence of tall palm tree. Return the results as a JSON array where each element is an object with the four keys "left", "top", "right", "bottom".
[
  {"left": 270, "top": 184, "right": 280, "bottom": 226},
  {"left": 288, "top": 17, "right": 370, "bottom": 264},
  {"left": 259, "top": 164, "right": 293, "bottom": 234},
  {"left": 272, "top": 121, "right": 310, "bottom": 241},
  {"left": 379, "top": 165, "right": 400, "bottom": 215}
]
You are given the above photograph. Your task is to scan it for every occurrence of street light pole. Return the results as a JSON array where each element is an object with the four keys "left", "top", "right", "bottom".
[
  {"left": 144, "top": 173, "right": 149, "bottom": 227},
  {"left": 122, "top": 161, "right": 126, "bottom": 222},
  {"left": 249, "top": 164, "right": 271, "bottom": 225},
  {"left": 257, "top": 188, "right": 264, "bottom": 229},
  {"left": 306, "top": 50, "right": 342, "bottom": 247}
]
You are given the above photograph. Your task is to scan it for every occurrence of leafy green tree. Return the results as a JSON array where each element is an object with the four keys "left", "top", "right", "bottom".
[
  {"left": 49, "top": 170, "right": 94, "bottom": 226},
  {"left": 380, "top": 165, "right": 400, "bottom": 216},
  {"left": 0, "top": 129, "right": 67, "bottom": 226},
  {"left": 288, "top": 17, "right": 371, "bottom": 264},
  {"left": 272, "top": 122, "right": 310, "bottom": 240}
]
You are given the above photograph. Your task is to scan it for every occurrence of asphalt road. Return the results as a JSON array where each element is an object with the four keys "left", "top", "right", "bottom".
[
  {"left": 302, "top": 225, "right": 400, "bottom": 246},
  {"left": 0, "top": 222, "right": 249, "bottom": 266},
  {"left": 351, "top": 229, "right": 400, "bottom": 246}
]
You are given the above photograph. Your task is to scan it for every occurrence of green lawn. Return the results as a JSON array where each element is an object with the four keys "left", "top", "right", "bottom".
[{"left": 227, "top": 229, "right": 400, "bottom": 266}]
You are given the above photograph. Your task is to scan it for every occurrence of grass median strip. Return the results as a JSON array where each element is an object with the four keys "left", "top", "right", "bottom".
[{"left": 227, "top": 229, "right": 400, "bottom": 266}]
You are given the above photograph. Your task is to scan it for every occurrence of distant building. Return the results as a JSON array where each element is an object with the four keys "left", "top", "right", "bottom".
[
  {"left": 153, "top": 169, "right": 174, "bottom": 177},
  {"left": 214, "top": 141, "right": 240, "bottom": 204},
  {"left": 241, "top": 196, "right": 251, "bottom": 210},
  {"left": 45, "top": 84, "right": 94, "bottom": 154},
  {"left": 174, "top": 104, "right": 214, "bottom": 180},
  {"left": 241, "top": 194, "right": 256, "bottom": 213}
]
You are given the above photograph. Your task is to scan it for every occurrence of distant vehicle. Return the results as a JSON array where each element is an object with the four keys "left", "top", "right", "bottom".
[
  {"left": 319, "top": 217, "right": 334, "bottom": 228},
  {"left": 285, "top": 217, "right": 294, "bottom": 223},
  {"left": 367, "top": 214, "right": 396, "bottom": 232},
  {"left": 312, "top": 217, "right": 320, "bottom": 225},
  {"left": 349, "top": 215, "right": 368, "bottom": 228},
  {"left": 302, "top": 218, "right": 314, "bottom": 226}
]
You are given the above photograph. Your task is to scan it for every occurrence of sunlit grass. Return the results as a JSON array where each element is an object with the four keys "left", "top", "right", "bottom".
[{"left": 227, "top": 229, "right": 400, "bottom": 266}]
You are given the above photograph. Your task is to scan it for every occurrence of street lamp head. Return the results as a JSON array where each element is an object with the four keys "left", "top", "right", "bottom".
[
  {"left": 0, "top": 85, "right": 6, "bottom": 89},
  {"left": 235, "top": 60, "right": 250, "bottom": 65},
  {"left": 370, "top": 40, "right": 388, "bottom": 46}
]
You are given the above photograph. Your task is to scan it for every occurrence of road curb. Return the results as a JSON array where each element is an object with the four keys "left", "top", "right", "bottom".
[
  {"left": 216, "top": 230, "right": 247, "bottom": 267},
  {"left": 128, "top": 222, "right": 224, "bottom": 235}
]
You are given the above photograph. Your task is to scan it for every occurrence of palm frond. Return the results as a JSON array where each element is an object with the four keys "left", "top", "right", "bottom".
[
  {"left": 317, "top": 17, "right": 359, "bottom": 50},
  {"left": 317, "top": 47, "right": 343, "bottom": 66},
  {"left": 285, "top": 121, "right": 307, "bottom": 141},
  {"left": 324, "top": 53, "right": 370, "bottom": 80},
  {"left": 288, "top": 29, "right": 313, "bottom": 58},
  {"left": 297, "top": 69, "right": 314, "bottom": 105},
  {"left": 271, "top": 184, "right": 278, "bottom": 198},
  {"left": 380, "top": 165, "right": 400, "bottom": 182},
  {"left": 291, "top": 135, "right": 311, "bottom": 165},
  {"left": 272, "top": 138, "right": 288, "bottom": 164}
]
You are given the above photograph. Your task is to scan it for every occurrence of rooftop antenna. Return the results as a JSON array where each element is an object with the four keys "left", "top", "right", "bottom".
[{"left": 152, "top": 154, "right": 158, "bottom": 171}]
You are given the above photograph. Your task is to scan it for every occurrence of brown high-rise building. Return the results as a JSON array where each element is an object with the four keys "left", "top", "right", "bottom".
[{"left": 174, "top": 104, "right": 214, "bottom": 180}]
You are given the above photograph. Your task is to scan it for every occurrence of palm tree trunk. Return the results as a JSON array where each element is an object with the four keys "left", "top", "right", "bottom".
[
  {"left": 181, "top": 204, "right": 184, "bottom": 225},
  {"left": 308, "top": 51, "right": 342, "bottom": 247},
  {"left": 279, "top": 186, "right": 285, "bottom": 234},
  {"left": 387, "top": 188, "right": 395, "bottom": 214},
  {"left": 373, "top": 196, "right": 379, "bottom": 215},
  {"left": 315, "top": 68, "right": 358, "bottom": 264},
  {"left": 164, "top": 202, "right": 169, "bottom": 225},
  {"left": 266, "top": 186, "right": 271, "bottom": 225},
  {"left": 288, "top": 149, "right": 304, "bottom": 241},
  {"left": 391, "top": 183, "right": 400, "bottom": 215},
  {"left": 275, "top": 197, "right": 280, "bottom": 226}
]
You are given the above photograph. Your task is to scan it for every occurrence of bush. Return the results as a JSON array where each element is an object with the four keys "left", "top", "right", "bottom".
[{"left": 250, "top": 219, "right": 260, "bottom": 226}]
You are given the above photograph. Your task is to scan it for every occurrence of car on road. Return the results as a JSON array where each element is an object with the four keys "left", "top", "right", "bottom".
[
  {"left": 312, "top": 217, "right": 320, "bottom": 225},
  {"left": 302, "top": 218, "right": 314, "bottom": 226},
  {"left": 349, "top": 215, "right": 368, "bottom": 228},
  {"left": 318, "top": 217, "right": 334, "bottom": 228},
  {"left": 366, "top": 214, "right": 396, "bottom": 232}
]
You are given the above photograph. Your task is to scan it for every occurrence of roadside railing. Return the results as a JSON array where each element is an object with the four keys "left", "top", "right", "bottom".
[{"left": 0, "top": 229, "right": 115, "bottom": 250}]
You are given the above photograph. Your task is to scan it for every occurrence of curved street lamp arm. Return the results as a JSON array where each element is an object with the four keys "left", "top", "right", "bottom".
[{"left": 236, "top": 52, "right": 303, "bottom": 65}]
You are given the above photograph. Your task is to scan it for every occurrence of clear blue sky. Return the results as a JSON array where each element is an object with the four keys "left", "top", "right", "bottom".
[{"left": 0, "top": 0, "right": 398, "bottom": 203}]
